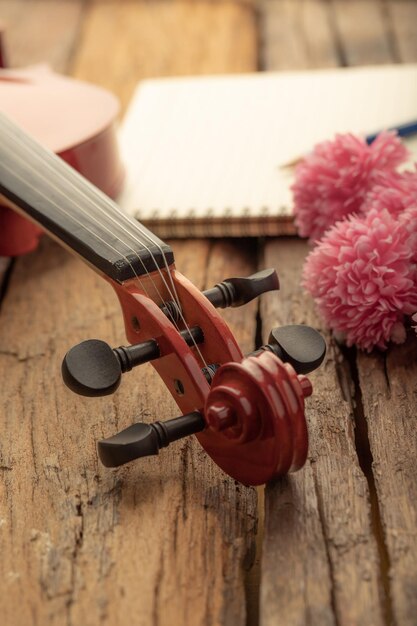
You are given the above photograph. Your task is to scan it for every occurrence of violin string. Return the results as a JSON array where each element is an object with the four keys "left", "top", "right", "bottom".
[
  {"left": 2, "top": 115, "right": 209, "bottom": 370},
  {"left": 0, "top": 119, "right": 158, "bottom": 298},
  {"left": 1, "top": 127, "right": 208, "bottom": 372},
  {"left": 0, "top": 114, "right": 209, "bottom": 369},
  {"left": 0, "top": 118, "right": 211, "bottom": 375},
  {"left": 1, "top": 158, "right": 151, "bottom": 297},
  {"left": 0, "top": 113, "right": 179, "bottom": 308}
]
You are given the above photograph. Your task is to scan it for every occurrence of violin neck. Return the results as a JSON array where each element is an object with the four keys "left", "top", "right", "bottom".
[{"left": 0, "top": 112, "right": 174, "bottom": 282}]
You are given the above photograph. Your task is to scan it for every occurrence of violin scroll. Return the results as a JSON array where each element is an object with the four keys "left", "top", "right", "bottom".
[
  {"left": 94, "top": 324, "right": 325, "bottom": 485},
  {"left": 203, "top": 349, "right": 311, "bottom": 481}
]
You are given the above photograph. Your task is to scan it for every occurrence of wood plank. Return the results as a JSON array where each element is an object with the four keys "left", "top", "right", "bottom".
[
  {"left": 0, "top": 1, "right": 259, "bottom": 624},
  {"left": 260, "top": 0, "right": 340, "bottom": 70},
  {"left": 0, "top": 0, "right": 85, "bottom": 71},
  {"left": 388, "top": 0, "right": 417, "bottom": 62},
  {"left": 357, "top": 339, "right": 417, "bottom": 626},
  {"left": 330, "top": 0, "right": 395, "bottom": 66},
  {"left": 71, "top": 0, "right": 258, "bottom": 113},
  {"left": 259, "top": 240, "right": 385, "bottom": 626},
  {"left": 262, "top": 467, "right": 335, "bottom": 626}
]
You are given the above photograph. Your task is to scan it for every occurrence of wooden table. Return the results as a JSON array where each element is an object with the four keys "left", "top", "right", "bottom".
[{"left": 1, "top": 2, "right": 416, "bottom": 625}]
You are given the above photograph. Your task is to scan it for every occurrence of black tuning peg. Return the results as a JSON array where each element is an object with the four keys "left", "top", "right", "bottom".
[
  {"left": 98, "top": 411, "right": 205, "bottom": 467},
  {"left": 62, "top": 326, "right": 203, "bottom": 397},
  {"left": 62, "top": 339, "right": 122, "bottom": 397},
  {"left": 203, "top": 268, "right": 279, "bottom": 308},
  {"left": 260, "top": 325, "right": 326, "bottom": 375},
  {"left": 161, "top": 269, "right": 279, "bottom": 321}
]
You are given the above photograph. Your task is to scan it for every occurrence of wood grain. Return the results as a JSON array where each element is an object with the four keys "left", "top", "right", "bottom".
[
  {"left": 330, "top": 0, "right": 394, "bottom": 66},
  {"left": 260, "top": 0, "right": 340, "bottom": 70},
  {"left": 259, "top": 239, "right": 385, "bottom": 626},
  {"left": 357, "top": 339, "right": 417, "bottom": 626},
  {"left": 387, "top": 0, "right": 417, "bottom": 63},
  {"left": 0, "top": 1, "right": 259, "bottom": 625},
  {"left": 0, "top": 0, "right": 85, "bottom": 71},
  {"left": 71, "top": 0, "right": 258, "bottom": 113}
]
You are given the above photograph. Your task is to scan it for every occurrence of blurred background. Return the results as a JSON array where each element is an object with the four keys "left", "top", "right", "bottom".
[{"left": 2, "top": 0, "right": 416, "bottom": 117}]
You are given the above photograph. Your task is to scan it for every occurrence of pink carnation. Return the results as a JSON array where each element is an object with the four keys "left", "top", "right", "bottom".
[
  {"left": 303, "top": 208, "right": 417, "bottom": 351},
  {"left": 362, "top": 169, "right": 417, "bottom": 216},
  {"left": 293, "top": 132, "right": 409, "bottom": 242},
  {"left": 399, "top": 207, "right": 417, "bottom": 264}
]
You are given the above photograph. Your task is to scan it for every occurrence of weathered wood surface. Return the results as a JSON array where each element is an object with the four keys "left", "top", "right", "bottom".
[
  {"left": 330, "top": 0, "right": 394, "bottom": 66},
  {"left": 260, "top": 240, "right": 385, "bottom": 626},
  {"left": 357, "top": 341, "right": 417, "bottom": 626},
  {"left": 260, "top": 0, "right": 340, "bottom": 70},
  {"left": 260, "top": 0, "right": 417, "bottom": 71},
  {"left": 0, "top": 0, "right": 85, "bottom": 72},
  {"left": 0, "top": 1, "right": 259, "bottom": 625},
  {"left": 71, "top": 0, "right": 258, "bottom": 113},
  {"left": 388, "top": 0, "right": 417, "bottom": 63},
  {"left": 260, "top": 1, "right": 417, "bottom": 625}
]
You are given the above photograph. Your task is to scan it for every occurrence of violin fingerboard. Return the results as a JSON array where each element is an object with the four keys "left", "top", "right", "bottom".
[{"left": 0, "top": 112, "right": 174, "bottom": 282}]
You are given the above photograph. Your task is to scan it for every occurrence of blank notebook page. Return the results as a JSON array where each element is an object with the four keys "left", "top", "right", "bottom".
[{"left": 118, "top": 65, "right": 417, "bottom": 225}]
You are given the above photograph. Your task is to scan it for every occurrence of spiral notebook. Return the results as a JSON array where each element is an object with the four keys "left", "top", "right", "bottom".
[{"left": 118, "top": 65, "right": 417, "bottom": 238}]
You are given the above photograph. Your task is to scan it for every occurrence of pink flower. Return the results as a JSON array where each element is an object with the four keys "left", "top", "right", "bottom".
[
  {"left": 292, "top": 132, "right": 409, "bottom": 242},
  {"left": 362, "top": 169, "right": 417, "bottom": 216},
  {"left": 399, "top": 207, "right": 417, "bottom": 264},
  {"left": 303, "top": 208, "right": 417, "bottom": 351}
]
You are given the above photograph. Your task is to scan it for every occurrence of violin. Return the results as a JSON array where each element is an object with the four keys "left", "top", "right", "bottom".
[
  {"left": 0, "top": 110, "right": 326, "bottom": 486},
  {"left": 0, "top": 61, "right": 124, "bottom": 256}
]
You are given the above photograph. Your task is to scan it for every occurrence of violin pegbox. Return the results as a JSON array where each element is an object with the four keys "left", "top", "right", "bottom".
[
  {"left": 61, "top": 267, "right": 326, "bottom": 486},
  {"left": 95, "top": 323, "right": 324, "bottom": 485}
]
